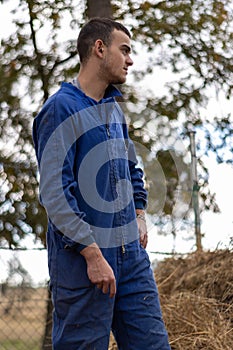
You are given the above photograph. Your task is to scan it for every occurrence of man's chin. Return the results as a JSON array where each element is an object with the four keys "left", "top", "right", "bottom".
[{"left": 111, "top": 78, "right": 126, "bottom": 85}]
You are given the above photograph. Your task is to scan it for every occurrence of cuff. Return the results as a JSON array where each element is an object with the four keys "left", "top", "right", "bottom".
[
  {"left": 75, "top": 235, "right": 96, "bottom": 253},
  {"left": 134, "top": 199, "right": 147, "bottom": 210},
  {"left": 61, "top": 234, "right": 96, "bottom": 253}
]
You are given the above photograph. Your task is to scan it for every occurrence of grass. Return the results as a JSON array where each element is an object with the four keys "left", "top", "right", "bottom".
[{"left": 0, "top": 339, "right": 40, "bottom": 350}]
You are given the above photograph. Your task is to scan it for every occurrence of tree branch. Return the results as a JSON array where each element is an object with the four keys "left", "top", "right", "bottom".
[
  {"left": 51, "top": 50, "right": 78, "bottom": 72},
  {"left": 26, "top": 0, "right": 49, "bottom": 101}
]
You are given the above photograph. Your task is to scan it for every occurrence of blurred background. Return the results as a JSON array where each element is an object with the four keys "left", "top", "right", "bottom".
[{"left": 0, "top": 1, "right": 232, "bottom": 349}]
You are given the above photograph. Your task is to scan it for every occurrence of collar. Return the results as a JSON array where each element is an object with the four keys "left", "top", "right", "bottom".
[{"left": 72, "top": 78, "right": 122, "bottom": 100}]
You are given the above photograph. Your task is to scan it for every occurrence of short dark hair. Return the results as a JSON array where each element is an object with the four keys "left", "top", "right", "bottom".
[{"left": 77, "top": 18, "right": 131, "bottom": 64}]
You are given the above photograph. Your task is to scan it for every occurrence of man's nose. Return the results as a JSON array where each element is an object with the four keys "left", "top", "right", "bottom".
[{"left": 127, "top": 55, "right": 134, "bottom": 66}]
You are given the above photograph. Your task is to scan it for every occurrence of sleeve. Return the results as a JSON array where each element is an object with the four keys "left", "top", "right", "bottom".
[
  {"left": 115, "top": 102, "right": 148, "bottom": 211},
  {"left": 127, "top": 138, "right": 148, "bottom": 210},
  {"left": 32, "top": 96, "right": 95, "bottom": 252}
]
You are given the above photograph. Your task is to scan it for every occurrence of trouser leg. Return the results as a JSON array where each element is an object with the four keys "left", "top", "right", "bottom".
[
  {"left": 112, "top": 241, "right": 171, "bottom": 350},
  {"left": 50, "top": 248, "right": 115, "bottom": 350}
]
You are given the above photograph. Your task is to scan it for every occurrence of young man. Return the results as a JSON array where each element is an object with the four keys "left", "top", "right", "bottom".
[{"left": 33, "top": 18, "right": 171, "bottom": 350}]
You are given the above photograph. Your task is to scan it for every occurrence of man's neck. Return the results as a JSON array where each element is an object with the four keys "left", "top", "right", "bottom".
[{"left": 77, "top": 70, "right": 109, "bottom": 102}]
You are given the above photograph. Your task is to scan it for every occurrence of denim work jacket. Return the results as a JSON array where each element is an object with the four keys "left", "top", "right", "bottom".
[{"left": 33, "top": 82, "right": 147, "bottom": 251}]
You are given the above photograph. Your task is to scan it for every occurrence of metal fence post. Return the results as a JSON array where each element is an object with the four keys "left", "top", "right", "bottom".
[{"left": 188, "top": 129, "right": 202, "bottom": 251}]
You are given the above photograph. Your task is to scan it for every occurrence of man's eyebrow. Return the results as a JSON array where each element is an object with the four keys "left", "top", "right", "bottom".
[{"left": 121, "top": 44, "right": 131, "bottom": 53}]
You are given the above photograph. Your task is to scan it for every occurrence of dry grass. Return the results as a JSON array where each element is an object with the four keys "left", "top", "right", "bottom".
[
  {"left": 156, "top": 249, "right": 233, "bottom": 350},
  {"left": 109, "top": 249, "right": 233, "bottom": 349}
]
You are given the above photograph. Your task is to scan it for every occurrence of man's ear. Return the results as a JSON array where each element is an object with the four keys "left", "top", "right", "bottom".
[{"left": 94, "top": 39, "right": 105, "bottom": 58}]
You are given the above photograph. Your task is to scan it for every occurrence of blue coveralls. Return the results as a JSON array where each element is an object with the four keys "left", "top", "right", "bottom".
[{"left": 33, "top": 82, "right": 171, "bottom": 349}]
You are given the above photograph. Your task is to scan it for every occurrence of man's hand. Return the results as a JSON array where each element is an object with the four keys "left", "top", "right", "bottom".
[
  {"left": 80, "top": 243, "right": 116, "bottom": 298},
  {"left": 136, "top": 210, "right": 148, "bottom": 248}
]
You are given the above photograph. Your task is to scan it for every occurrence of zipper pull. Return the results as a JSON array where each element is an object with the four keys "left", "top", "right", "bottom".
[
  {"left": 122, "top": 240, "right": 125, "bottom": 254},
  {"left": 106, "top": 124, "right": 110, "bottom": 137}
]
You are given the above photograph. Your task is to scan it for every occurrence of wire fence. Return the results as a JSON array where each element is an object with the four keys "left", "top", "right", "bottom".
[
  {"left": 0, "top": 246, "right": 178, "bottom": 350},
  {"left": 0, "top": 247, "right": 50, "bottom": 350},
  {"left": 0, "top": 285, "right": 48, "bottom": 350}
]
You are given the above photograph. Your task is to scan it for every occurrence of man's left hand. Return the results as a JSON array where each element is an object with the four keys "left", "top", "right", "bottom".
[{"left": 136, "top": 210, "right": 148, "bottom": 248}]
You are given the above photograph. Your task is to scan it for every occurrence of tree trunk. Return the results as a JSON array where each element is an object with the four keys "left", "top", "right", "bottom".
[{"left": 87, "top": 0, "right": 113, "bottom": 18}]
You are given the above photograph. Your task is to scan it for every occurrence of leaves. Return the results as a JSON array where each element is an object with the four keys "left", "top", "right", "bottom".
[
  {"left": 0, "top": 0, "right": 82, "bottom": 247},
  {"left": 0, "top": 0, "right": 232, "bottom": 247},
  {"left": 125, "top": 0, "right": 233, "bottom": 114}
]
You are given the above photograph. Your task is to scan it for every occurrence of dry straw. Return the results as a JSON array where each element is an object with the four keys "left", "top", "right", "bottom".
[{"left": 109, "top": 249, "right": 233, "bottom": 349}]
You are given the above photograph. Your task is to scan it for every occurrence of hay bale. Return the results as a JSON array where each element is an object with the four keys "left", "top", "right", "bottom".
[
  {"left": 108, "top": 249, "right": 233, "bottom": 349},
  {"left": 156, "top": 249, "right": 233, "bottom": 349},
  {"left": 160, "top": 292, "right": 233, "bottom": 349}
]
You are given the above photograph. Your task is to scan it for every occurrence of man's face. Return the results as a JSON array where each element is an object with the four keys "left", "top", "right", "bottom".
[{"left": 99, "top": 29, "right": 133, "bottom": 84}]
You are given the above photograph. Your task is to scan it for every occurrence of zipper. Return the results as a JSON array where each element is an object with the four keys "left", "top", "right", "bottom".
[
  {"left": 122, "top": 238, "right": 125, "bottom": 254},
  {"left": 106, "top": 122, "right": 125, "bottom": 255},
  {"left": 106, "top": 124, "right": 110, "bottom": 138}
]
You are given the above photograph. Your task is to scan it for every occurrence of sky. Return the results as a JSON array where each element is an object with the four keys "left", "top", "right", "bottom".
[{"left": 0, "top": 2, "right": 233, "bottom": 286}]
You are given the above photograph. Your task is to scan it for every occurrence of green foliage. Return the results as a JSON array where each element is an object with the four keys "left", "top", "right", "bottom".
[
  {"left": 0, "top": 0, "right": 232, "bottom": 247},
  {"left": 115, "top": 0, "right": 233, "bottom": 163},
  {"left": 119, "top": 0, "right": 231, "bottom": 238},
  {"left": 123, "top": 1, "right": 233, "bottom": 127},
  {"left": 0, "top": 0, "right": 82, "bottom": 247}
]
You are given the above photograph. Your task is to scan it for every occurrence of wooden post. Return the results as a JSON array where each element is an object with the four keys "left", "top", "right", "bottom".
[{"left": 189, "top": 130, "right": 202, "bottom": 251}]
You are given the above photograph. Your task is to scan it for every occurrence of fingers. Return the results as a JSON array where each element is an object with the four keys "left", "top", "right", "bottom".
[
  {"left": 96, "top": 278, "right": 116, "bottom": 298},
  {"left": 84, "top": 247, "right": 116, "bottom": 298},
  {"left": 96, "top": 283, "right": 103, "bottom": 290},
  {"left": 137, "top": 215, "right": 148, "bottom": 248},
  {"left": 109, "top": 278, "right": 116, "bottom": 298},
  {"left": 140, "top": 232, "right": 148, "bottom": 248},
  {"left": 101, "top": 279, "right": 116, "bottom": 298}
]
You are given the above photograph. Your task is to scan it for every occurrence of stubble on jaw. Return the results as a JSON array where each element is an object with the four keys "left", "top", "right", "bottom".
[{"left": 98, "top": 56, "right": 126, "bottom": 85}]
